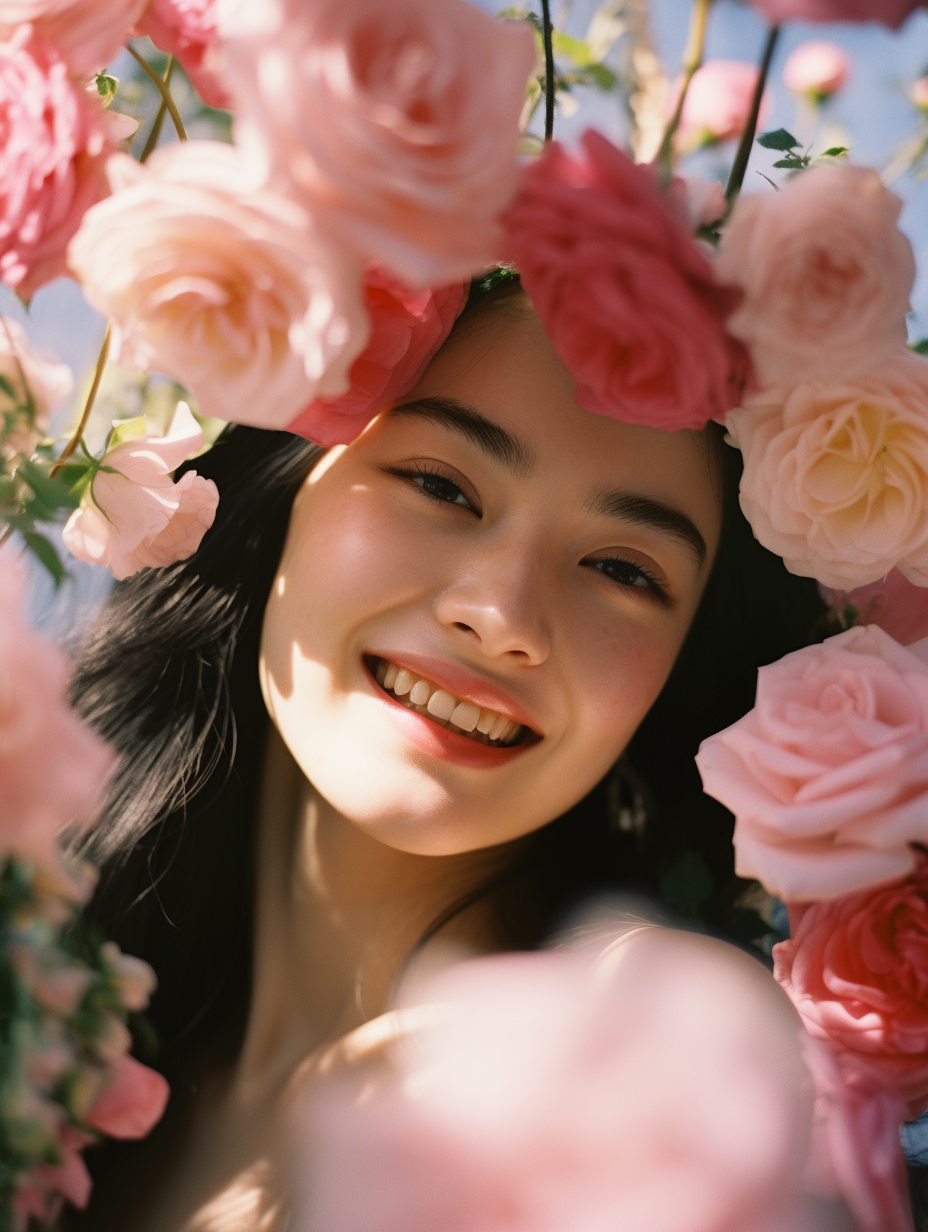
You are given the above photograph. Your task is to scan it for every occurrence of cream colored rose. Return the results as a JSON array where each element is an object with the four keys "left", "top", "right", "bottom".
[
  {"left": 716, "top": 165, "right": 914, "bottom": 387},
  {"left": 728, "top": 348, "right": 928, "bottom": 589},
  {"left": 67, "top": 142, "right": 368, "bottom": 428}
]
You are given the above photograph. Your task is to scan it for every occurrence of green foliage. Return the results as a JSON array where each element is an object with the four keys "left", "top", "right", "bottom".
[
  {"left": 95, "top": 73, "right": 119, "bottom": 108},
  {"left": 659, "top": 851, "right": 713, "bottom": 921},
  {"left": 911, "top": 339, "right": 928, "bottom": 355},
  {"left": 758, "top": 128, "right": 801, "bottom": 151}
]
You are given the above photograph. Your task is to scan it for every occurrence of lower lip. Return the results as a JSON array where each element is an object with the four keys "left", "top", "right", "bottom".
[{"left": 366, "top": 668, "right": 533, "bottom": 769}]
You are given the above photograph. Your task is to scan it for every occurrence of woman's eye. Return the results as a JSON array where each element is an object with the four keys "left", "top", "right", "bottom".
[
  {"left": 588, "top": 557, "right": 666, "bottom": 599},
  {"left": 390, "top": 466, "right": 475, "bottom": 511}
]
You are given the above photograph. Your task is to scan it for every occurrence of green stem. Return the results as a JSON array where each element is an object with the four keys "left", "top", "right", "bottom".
[
  {"left": 127, "top": 45, "right": 187, "bottom": 143},
  {"left": 655, "top": 0, "right": 713, "bottom": 179},
  {"left": 50, "top": 325, "right": 111, "bottom": 479},
  {"left": 139, "top": 56, "right": 176, "bottom": 163},
  {"left": 725, "top": 25, "right": 780, "bottom": 206},
  {"left": 540, "top": 0, "right": 555, "bottom": 142}
]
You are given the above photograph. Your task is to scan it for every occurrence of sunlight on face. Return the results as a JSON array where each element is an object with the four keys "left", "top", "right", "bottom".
[{"left": 259, "top": 300, "right": 723, "bottom": 856}]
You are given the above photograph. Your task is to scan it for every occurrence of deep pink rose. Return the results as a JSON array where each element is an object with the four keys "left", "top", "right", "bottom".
[
  {"left": 0, "top": 0, "right": 147, "bottom": 76},
  {"left": 0, "top": 30, "right": 113, "bottom": 298},
  {"left": 133, "top": 0, "right": 229, "bottom": 109},
  {"left": 696, "top": 623, "right": 928, "bottom": 902},
  {"left": 85, "top": 1053, "right": 170, "bottom": 1139},
  {"left": 775, "top": 860, "right": 928, "bottom": 1120},
  {"left": 216, "top": 0, "right": 535, "bottom": 287},
  {"left": 287, "top": 270, "right": 466, "bottom": 446},
  {"left": 783, "top": 42, "right": 851, "bottom": 101},
  {"left": 747, "top": 0, "right": 923, "bottom": 27},
  {"left": 675, "top": 60, "right": 771, "bottom": 151},
  {"left": 501, "top": 130, "right": 751, "bottom": 432},
  {"left": 820, "top": 570, "right": 928, "bottom": 648}
]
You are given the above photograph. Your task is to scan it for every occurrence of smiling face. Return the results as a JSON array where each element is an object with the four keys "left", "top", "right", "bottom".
[{"left": 259, "top": 297, "right": 723, "bottom": 856}]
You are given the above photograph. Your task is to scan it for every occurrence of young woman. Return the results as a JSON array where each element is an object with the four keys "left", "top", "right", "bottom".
[{"left": 62, "top": 276, "right": 825, "bottom": 1230}]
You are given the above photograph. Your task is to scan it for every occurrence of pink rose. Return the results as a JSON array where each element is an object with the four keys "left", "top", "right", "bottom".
[
  {"left": 820, "top": 570, "right": 928, "bottom": 648},
  {"left": 85, "top": 1053, "right": 169, "bottom": 1139},
  {"left": 666, "top": 174, "right": 728, "bottom": 232},
  {"left": 0, "top": 29, "right": 114, "bottom": 298},
  {"left": 775, "top": 860, "right": 928, "bottom": 1120},
  {"left": 0, "top": 316, "right": 72, "bottom": 461},
  {"left": 287, "top": 270, "right": 466, "bottom": 446},
  {"left": 716, "top": 164, "right": 914, "bottom": 388},
  {"left": 68, "top": 143, "right": 368, "bottom": 427},
  {"left": 747, "top": 0, "right": 923, "bottom": 28},
  {"left": 783, "top": 42, "right": 851, "bottom": 102},
  {"left": 62, "top": 401, "right": 219, "bottom": 580},
  {"left": 675, "top": 60, "right": 771, "bottom": 151},
  {"left": 0, "top": 554, "right": 115, "bottom": 866},
  {"left": 133, "top": 0, "right": 229, "bottom": 110},
  {"left": 696, "top": 623, "right": 928, "bottom": 902},
  {"left": 0, "top": 0, "right": 147, "bottom": 76},
  {"left": 501, "top": 131, "right": 750, "bottom": 432},
  {"left": 216, "top": 0, "right": 535, "bottom": 287},
  {"left": 727, "top": 350, "right": 928, "bottom": 590}
]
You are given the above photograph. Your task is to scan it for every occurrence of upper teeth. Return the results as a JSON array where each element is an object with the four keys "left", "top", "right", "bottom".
[{"left": 374, "top": 659, "right": 522, "bottom": 746}]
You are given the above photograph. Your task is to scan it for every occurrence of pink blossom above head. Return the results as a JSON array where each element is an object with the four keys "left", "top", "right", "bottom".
[
  {"left": 501, "top": 131, "right": 751, "bottom": 433},
  {"left": 62, "top": 401, "right": 219, "bottom": 580},
  {"left": 674, "top": 60, "right": 771, "bottom": 150},
  {"left": 0, "top": 30, "right": 114, "bottom": 299},
  {"left": 783, "top": 42, "right": 852, "bottom": 101},
  {"left": 287, "top": 270, "right": 467, "bottom": 446},
  {"left": 696, "top": 623, "right": 928, "bottom": 902},
  {"left": 0, "top": 0, "right": 147, "bottom": 76},
  {"left": 820, "top": 570, "right": 928, "bottom": 648},
  {"left": 132, "top": 0, "right": 229, "bottom": 110},
  {"left": 216, "top": 0, "right": 536, "bottom": 288},
  {"left": 716, "top": 164, "right": 914, "bottom": 388},
  {"left": 85, "top": 1052, "right": 169, "bottom": 1139},
  {"left": 746, "top": 0, "right": 923, "bottom": 27}
]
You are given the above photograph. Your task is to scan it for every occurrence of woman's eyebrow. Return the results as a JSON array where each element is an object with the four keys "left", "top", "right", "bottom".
[
  {"left": 388, "top": 397, "right": 536, "bottom": 477},
  {"left": 587, "top": 490, "right": 707, "bottom": 566}
]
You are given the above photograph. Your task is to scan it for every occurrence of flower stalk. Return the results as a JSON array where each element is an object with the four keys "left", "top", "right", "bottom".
[
  {"left": 540, "top": 0, "right": 555, "bottom": 142},
  {"left": 139, "top": 55, "right": 176, "bottom": 164},
  {"left": 50, "top": 325, "right": 110, "bottom": 479},
  {"left": 127, "top": 44, "right": 187, "bottom": 143},
  {"left": 725, "top": 25, "right": 780, "bottom": 206},
  {"left": 655, "top": 0, "right": 713, "bottom": 179}
]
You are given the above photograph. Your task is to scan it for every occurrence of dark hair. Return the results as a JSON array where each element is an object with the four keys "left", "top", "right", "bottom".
[{"left": 65, "top": 279, "right": 825, "bottom": 1219}]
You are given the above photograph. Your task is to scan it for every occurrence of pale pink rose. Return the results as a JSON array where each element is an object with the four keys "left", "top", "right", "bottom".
[
  {"left": 820, "top": 570, "right": 928, "bottom": 648},
  {"left": 62, "top": 401, "right": 219, "bottom": 580},
  {"left": 727, "top": 350, "right": 928, "bottom": 590},
  {"left": 801, "top": 1039, "right": 913, "bottom": 1232},
  {"left": 0, "top": 29, "right": 114, "bottom": 298},
  {"left": 31, "top": 1124, "right": 93, "bottom": 1210},
  {"left": 288, "top": 271, "right": 466, "bottom": 446},
  {"left": 304, "top": 926, "right": 813, "bottom": 1232},
  {"left": 216, "top": 0, "right": 536, "bottom": 287},
  {"left": 0, "top": 316, "right": 72, "bottom": 460},
  {"left": 666, "top": 174, "right": 728, "bottom": 232},
  {"left": 133, "top": 0, "right": 229, "bottom": 110},
  {"left": 783, "top": 42, "right": 851, "bottom": 101},
  {"left": 85, "top": 1052, "right": 169, "bottom": 1138},
  {"left": 747, "top": 0, "right": 923, "bottom": 27},
  {"left": 501, "top": 131, "right": 751, "bottom": 432},
  {"left": 716, "top": 164, "right": 914, "bottom": 388},
  {"left": 68, "top": 142, "right": 368, "bottom": 427},
  {"left": 675, "top": 60, "right": 771, "bottom": 150},
  {"left": 775, "top": 860, "right": 928, "bottom": 1120},
  {"left": 100, "top": 940, "right": 157, "bottom": 1010},
  {"left": 0, "top": 0, "right": 147, "bottom": 75},
  {"left": 696, "top": 623, "right": 928, "bottom": 902},
  {"left": 0, "top": 554, "right": 115, "bottom": 865}
]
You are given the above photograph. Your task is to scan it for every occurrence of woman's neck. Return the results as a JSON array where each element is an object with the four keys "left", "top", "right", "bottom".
[{"left": 233, "top": 727, "right": 513, "bottom": 1104}]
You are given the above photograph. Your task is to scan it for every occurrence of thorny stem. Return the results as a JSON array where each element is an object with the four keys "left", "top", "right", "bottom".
[
  {"left": 655, "top": 0, "right": 713, "bottom": 180},
  {"left": 725, "top": 25, "right": 780, "bottom": 206},
  {"left": 540, "top": 0, "right": 555, "bottom": 141},
  {"left": 50, "top": 325, "right": 111, "bottom": 479},
  {"left": 127, "top": 44, "right": 187, "bottom": 143},
  {"left": 139, "top": 56, "right": 176, "bottom": 163}
]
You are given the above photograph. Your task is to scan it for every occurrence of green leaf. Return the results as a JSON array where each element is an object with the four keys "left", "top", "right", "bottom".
[
  {"left": 0, "top": 373, "right": 19, "bottom": 404},
  {"left": 95, "top": 72, "right": 118, "bottom": 108},
  {"left": 659, "top": 851, "right": 713, "bottom": 920},
  {"left": 21, "top": 532, "right": 65, "bottom": 586},
  {"left": 821, "top": 146, "right": 849, "bottom": 157},
  {"left": 105, "top": 416, "right": 147, "bottom": 451},
  {"left": 17, "top": 457, "right": 79, "bottom": 512},
  {"left": 911, "top": 339, "right": 928, "bottom": 355},
  {"left": 551, "top": 30, "right": 593, "bottom": 66},
  {"left": 758, "top": 128, "right": 801, "bottom": 151},
  {"left": 577, "top": 62, "right": 617, "bottom": 91}
]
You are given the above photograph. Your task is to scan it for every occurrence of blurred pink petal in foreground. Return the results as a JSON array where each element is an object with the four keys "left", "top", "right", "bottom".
[
  {"left": 133, "top": 0, "right": 229, "bottom": 110},
  {"left": 674, "top": 60, "right": 770, "bottom": 150},
  {"left": 85, "top": 1053, "right": 170, "bottom": 1140},
  {"left": 820, "top": 569, "right": 928, "bottom": 647},
  {"left": 783, "top": 42, "right": 851, "bottom": 101},
  {"left": 0, "top": 0, "right": 147, "bottom": 77},
  {"left": 62, "top": 401, "right": 218, "bottom": 580},
  {"left": 746, "top": 0, "right": 923, "bottom": 27},
  {"left": 301, "top": 924, "right": 819, "bottom": 1232}
]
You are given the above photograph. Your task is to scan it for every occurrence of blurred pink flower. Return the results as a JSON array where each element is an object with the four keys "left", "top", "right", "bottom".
[
  {"left": 100, "top": 940, "right": 157, "bottom": 1011},
  {"left": 31, "top": 1125, "right": 94, "bottom": 1212},
  {"left": 0, "top": 29, "right": 114, "bottom": 298},
  {"left": 303, "top": 926, "right": 813, "bottom": 1232},
  {"left": 85, "top": 1052, "right": 169, "bottom": 1139},
  {"left": 696, "top": 623, "right": 928, "bottom": 902},
  {"left": 747, "top": 0, "right": 923, "bottom": 28},
  {"left": 775, "top": 859, "right": 928, "bottom": 1120},
  {"left": 287, "top": 271, "right": 466, "bottom": 446},
  {"left": 716, "top": 164, "right": 914, "bottom": 388},
  {"left": 133, "top": 0, "right": 229, "bottom": 110},
  {"left": 665, "top": 174, "right": 728, "bottom": 232},
  {"left": 216, "top": 0, "right": 535, "bottom": 287},
  {"left": 62, "top": 401, "right": 218, "bottom": 580},
  {"left": 68, "top": 143, "right": 368, "bottom": 427},
  {"left": 0, "top": 554, "right": 115, "bottom": 866},
  {"left": 675, "top": 60, "right": 770, "bottom": 150},
  {"left": 912, "top": 77, "right": 928, "bottom": 112},
  {"left": 0, "top": 316, "right": 72, "bottom": 460},
  {"left": 0, "top": 0, "right": 147, "bottom": 76},
  {"left": 783, "top": 42, "right": 851, "bottom": 101},
  {"left": 502, "top": 131, "right": 750, "bottom": 432},
  {"left": 820, "top": 570, "right": 928, "bottom": 648}
]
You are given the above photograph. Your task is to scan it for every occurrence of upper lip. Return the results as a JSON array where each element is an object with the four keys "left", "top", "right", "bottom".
[{"left": 367, "top": 650, "right": 541, "bottom": 735}]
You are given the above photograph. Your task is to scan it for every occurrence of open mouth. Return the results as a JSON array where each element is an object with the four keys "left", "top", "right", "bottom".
[{"left": 366, "top": 655, "right": 533, "bottom": 748}]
